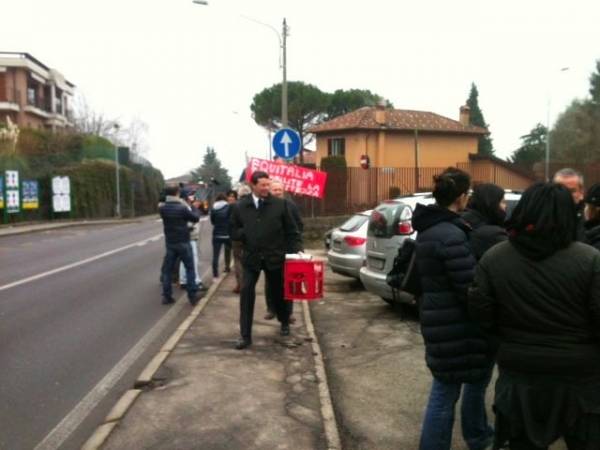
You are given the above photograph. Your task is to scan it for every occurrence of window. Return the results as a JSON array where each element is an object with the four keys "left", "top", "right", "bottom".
[
  {"left": 27, "top": 87, "right": 36, "bottom": 106},
  {"left": 340, "top": 214, "right": 369, "bottom": 232},
  {"left": 55, "top": 96, "right": 63, "bottom": 114},
  {"left": 327, "top": 138, "right": 345, "bottom": 156}
]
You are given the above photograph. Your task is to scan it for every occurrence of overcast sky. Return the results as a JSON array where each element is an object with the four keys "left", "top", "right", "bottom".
[{"left": 2, "top": 0, "right": 599, "bottom": 180}]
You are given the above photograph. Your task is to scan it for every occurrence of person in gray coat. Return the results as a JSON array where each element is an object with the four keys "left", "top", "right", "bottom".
[{"left": 210, "top": 193, "right": 232, "bottom": 278}]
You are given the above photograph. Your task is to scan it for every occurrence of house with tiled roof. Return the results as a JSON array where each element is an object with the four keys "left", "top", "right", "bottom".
[
  {"left": 307, "top": 104, "right": 534, "bottom": 194},
  {"left": 308, "top": 104, "right": 488, "bottom": 169}
]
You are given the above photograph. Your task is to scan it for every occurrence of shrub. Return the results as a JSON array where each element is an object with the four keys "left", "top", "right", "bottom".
[{"left": 320, "top": 155, "right": 347, "bottom": 171}]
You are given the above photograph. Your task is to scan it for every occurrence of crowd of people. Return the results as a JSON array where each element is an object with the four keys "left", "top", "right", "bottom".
[
  {"left": 413, "top": 167, "right": 600, "bottom": 450},
  {"left": 157, "top": 172, "right": 303, "bottom": 351},
  {"left": 157, "top": 166, "right": 600, "bottom": 449}
]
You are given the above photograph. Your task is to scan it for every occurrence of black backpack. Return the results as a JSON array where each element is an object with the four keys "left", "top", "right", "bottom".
[{"left": 386, "top": 238, "right": 422, "bottom": 297}]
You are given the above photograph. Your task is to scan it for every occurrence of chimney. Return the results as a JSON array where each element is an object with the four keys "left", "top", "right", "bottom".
[
  {"left": 375, "top": 100, "right": 387, "bottom": 125},
  {"left": 459, "top": 105, "right": 471, "bottom": 126}
]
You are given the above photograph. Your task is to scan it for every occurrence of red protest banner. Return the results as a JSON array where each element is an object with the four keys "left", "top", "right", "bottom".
[{"left": 246, "top": 158, "right": 328, "bottom": 199}]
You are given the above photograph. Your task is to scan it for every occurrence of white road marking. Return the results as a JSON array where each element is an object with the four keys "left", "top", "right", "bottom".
[
  {"left": 33, "top": 268, "right": 211, "bottom": 450},
  {"left": 0, "top": 234, "right": 164, "bottom": 292}
]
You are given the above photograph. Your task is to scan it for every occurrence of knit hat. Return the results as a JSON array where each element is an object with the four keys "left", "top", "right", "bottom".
[{"left": 584, "top": 183, "right": 600, "bottom": 206}]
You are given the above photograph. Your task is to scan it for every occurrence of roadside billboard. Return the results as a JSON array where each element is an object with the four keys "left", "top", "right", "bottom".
[
  {"left": 52, "top": 176, "right": 71, "bottom": 213},
  {"left": 5, "top": 170, "right": 19, "bottom": 214},
  {"left": 22, "top": 180, "right": 39, "bottom": 210}
]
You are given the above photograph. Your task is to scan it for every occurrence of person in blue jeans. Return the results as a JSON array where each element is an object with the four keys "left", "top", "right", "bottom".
[
  {"left": 159, "top": 184, "right": 202, "bottom": 306},
  {"left": 411, "top": 167, "right": 495, "bottom": 450},
  {"left": 210, "top": 193, "right": 231, "bottom": 278}
]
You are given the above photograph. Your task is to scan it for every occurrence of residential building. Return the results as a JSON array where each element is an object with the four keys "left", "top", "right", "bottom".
[
  {"left": 309, "top": 104, "right": 486, "bottom": 168},
  {"left": 0, "top": 52, "right": 75, "bottom": 131},
  {"left": 308, "top": 104, "right": 533, "bottom": 192}
]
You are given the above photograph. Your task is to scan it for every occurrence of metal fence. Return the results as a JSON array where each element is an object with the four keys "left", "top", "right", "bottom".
[{"left": 291, "top": 164, "right": 536, "bottom": 217}]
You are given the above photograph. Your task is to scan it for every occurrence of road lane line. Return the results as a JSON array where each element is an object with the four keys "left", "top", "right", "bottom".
[
  {"left": 0, "top": 234, "right": 164, "bottom": 292},
  {"left": 34, "top": 268, "right": 212, "bottom": 450}
]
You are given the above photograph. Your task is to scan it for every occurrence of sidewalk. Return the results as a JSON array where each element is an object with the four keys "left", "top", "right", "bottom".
[
  {"left": 0, "top": 216, "right": 156, "bottom": 237},
  {"left": 100, "top": 274, "right": 329, "bottom": 450}
]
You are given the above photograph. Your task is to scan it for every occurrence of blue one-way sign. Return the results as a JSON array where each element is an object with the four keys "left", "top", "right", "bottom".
[{"left": 272, "top": 128, "right": 301, "bottom": 159}]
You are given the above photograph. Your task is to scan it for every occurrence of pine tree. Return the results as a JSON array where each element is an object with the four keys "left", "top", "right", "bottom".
[
  {"left": 190, "top": 147, "right": 231, "bottom": 190},
  {"left": 509, "top": 123, "right": 547, "bottom": 170},
  {"left": 466, "top": 83, "right": 494, "bottom": 155}
]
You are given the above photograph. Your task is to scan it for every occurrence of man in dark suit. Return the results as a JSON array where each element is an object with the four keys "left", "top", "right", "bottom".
[{"left": 230, "top": 171, "right": 303, "bottom": 350}]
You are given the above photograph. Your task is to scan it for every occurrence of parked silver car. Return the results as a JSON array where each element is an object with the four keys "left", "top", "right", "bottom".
[
  {"left": 359, "top": 195, "right": 434, "bottom": 304},
  {"left": 327, "top": 210, "right": 372, "bottom": 279}
]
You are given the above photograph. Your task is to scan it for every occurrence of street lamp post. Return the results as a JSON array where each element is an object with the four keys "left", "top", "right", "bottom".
[
  {"left": 113, "top": 123, "right": 121, "bottom": 217},
  {"left": 192, "top": 2, "right": 288, "bottom": 129},
  {"left": 545, "top": 67, "right": 570, "bottom": 181}
]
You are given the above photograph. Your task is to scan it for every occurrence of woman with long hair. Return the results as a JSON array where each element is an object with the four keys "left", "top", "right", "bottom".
[
  {"left": 469, "top": 182, "right": 600, "bottom": 450},
  {"left": 462, "top": 183, "right": 508, "bottom": 260},
  {"left": 412, "top": 167, "right": 494, "bottom": 450}
]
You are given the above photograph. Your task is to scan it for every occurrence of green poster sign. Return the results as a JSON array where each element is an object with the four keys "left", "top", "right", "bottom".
[{"left": 5, "top": 170, "right": 19, "bottom": 214}]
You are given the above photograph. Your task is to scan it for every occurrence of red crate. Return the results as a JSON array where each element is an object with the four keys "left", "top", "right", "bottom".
[{"left": 284, "top": 260, "right": 324, "bottom": 301}]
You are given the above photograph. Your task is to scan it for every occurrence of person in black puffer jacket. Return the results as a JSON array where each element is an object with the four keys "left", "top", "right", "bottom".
[
  {"left": 462, "top": 183, "right": 508, "bottom": 261},
  {"left": 468, "top": 183, "right": 600, "bottom": 450},
  {"left": 412, "top": 168, "right": 494, "bottom": 450},
  {"left": 584, "top": 183, "right": 600, "bottom": 250},
  {"left": 159, "top": 184, "right": 202, "bottom": 305}
]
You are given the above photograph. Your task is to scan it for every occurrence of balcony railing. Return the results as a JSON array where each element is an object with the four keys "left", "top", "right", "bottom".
[{"left": 26, "top": 94, "right": 52, "bottom": 113}]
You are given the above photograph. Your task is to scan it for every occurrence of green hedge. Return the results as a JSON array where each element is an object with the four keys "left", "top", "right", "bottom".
[
  {"left": 1, "top": 127, "right": 164, "bottom": 221},
  {"left": 56, "top": 159, "right": 163, "bottom": 218}
]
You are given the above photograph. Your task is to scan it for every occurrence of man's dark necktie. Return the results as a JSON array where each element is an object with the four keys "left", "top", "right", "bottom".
[{"left": 258, "top": 198, "right": 264, "bottom": 210}]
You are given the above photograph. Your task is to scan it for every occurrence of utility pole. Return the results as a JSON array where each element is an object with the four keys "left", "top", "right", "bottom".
[{"left": 281, "top": 18, "right": 288, "bottom": 128}]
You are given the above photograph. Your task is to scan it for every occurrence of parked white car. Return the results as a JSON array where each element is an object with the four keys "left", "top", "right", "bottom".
[
  {"left": 360, "top": 191, "right": 521, "bottom": 305},
  {"left": 327, "top": 211, "right": 372, "bottom": 279}
]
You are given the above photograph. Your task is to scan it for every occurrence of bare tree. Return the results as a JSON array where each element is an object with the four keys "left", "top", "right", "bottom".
[
  {"left": 72, "top": 93, "right": 121, "bottom": 140},
  {"left": 120, "top": 116, "right": 150, "bottom": 161},
  {"left": 72, "top": 94, "right": 151, "bottom": 164}
]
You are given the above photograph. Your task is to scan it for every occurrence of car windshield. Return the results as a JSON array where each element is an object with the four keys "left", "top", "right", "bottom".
[{"left": 340, "top": 214, "right": 368, "bottom": 232}]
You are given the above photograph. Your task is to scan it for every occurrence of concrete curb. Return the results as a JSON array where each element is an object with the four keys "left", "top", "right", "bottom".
[
  {"left": 0, "top": 218, "right": 151, "bottom": 237},
  {"left": 80, "top": 273, "right": 229, "bottom": 450},
  {"left": 302, "top": 301, "right": 342, "bottom": 450},
  {"left": 80, "top": 422, "right": 117, "bottom": 450},
  {"left": 104, "top": 390, "right": 142, "bottom": 423}
]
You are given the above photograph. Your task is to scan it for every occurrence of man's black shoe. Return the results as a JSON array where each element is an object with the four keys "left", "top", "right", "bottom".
[
  {"left": 162, "top": 296, "right": 175, "bottom": 305},
  {"left": 235, "top": 339, "right": 252, "bottom": 350},
  {"left": 280, "top": 324, "right": 290, "bottom": 336},
  {"left": 189, "top": 293, "right": 202, "bottom": 306}
]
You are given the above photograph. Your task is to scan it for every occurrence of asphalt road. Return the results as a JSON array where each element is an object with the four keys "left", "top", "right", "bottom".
[{"left": 0, "top": 217, "right": 214, "bottom": 450}]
